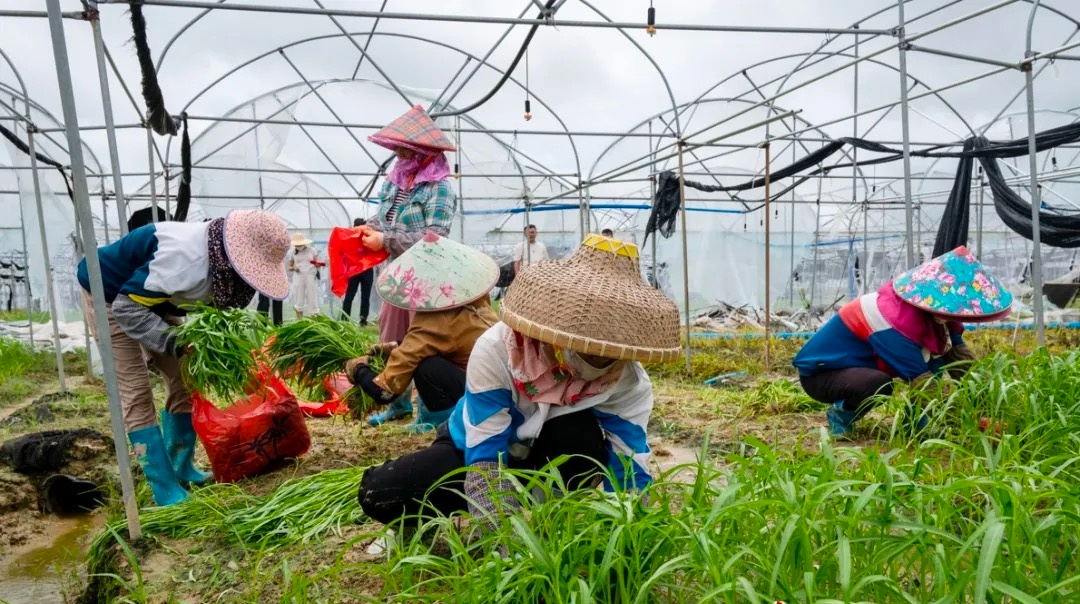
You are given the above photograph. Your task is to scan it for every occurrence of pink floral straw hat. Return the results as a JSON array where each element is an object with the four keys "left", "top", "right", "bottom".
[
  {"left": 376, "top": 231, "right": 499, "bottom": 312},
  {"left": 222, "top": 209, "right": 291, "bottom": 301}
]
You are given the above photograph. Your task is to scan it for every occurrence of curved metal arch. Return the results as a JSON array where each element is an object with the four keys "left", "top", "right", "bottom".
[
  {"left": 160, "top": 30, "right": 581, "bottom": 192},
  {"left": 189, "top": 77, "right": 536, "bottom": 198},
  {"left": 0, "top": 82, "right": 106, "bottom": 173},
  {"left": 576, "top": 0, "right": 681, "bottom": 138}
]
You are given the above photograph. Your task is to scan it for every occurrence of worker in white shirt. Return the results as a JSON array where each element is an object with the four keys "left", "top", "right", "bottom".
[{"left": 513, "top": 224, "right": 549, "bottom": 275}]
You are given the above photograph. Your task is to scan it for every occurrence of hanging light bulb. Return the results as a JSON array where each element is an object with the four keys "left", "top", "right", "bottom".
[
  {"left": 524, "top": 99, "right": 533, "bottom": 122},
  {"left": 453, "top": 163, "right": 460, "bottom": 179},
  {"left": 523, "top": 49, "right": 534, "bottom": 121},
  {"left": 647, "top": 3, "right": 656, "bottom": 36}
]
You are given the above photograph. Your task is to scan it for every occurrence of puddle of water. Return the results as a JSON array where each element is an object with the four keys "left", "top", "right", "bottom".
[{"left": 1, "top": 513, "right": 104, "bottom": 604}]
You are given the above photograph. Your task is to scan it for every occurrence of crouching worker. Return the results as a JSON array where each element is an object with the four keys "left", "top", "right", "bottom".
[
  {"left": 345, "top": 232, "right": 500, "bottom": 433},
  {"left": 793, "top": 246, "right": 1011, "bottom": 438},
  {"left": 356, "top": 234, "right": 681, "bottom": 546},
  {"left": 78, "top": 209, "right": 291, "bottom": 506}
]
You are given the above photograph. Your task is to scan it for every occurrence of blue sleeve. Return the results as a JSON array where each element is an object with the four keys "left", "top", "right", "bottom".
[
  {"left": 866, "top": 330, "right": 931, "bottom": 380},
  {"left": 593, "top": 409, "right": 653, "bottom": 492},
  {"left": 460, "top": 387, "right": 514, "bottom": 466}
]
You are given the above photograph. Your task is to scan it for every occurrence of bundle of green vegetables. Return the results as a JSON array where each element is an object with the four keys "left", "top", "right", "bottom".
[
  {"left": 171, "top": 305, "right": 274, "bottom": 401},
  {"left": 267, "top": 316, "right": 384, "bottom": 411}
]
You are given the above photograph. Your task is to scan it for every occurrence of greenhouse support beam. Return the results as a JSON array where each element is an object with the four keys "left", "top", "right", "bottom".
[
  {"left": 677, "top": 142, "right": 691, "bottom": 377},
  {"left": 0, "top": 9, "right": 82, "bottom": 18},
  {"left": 1025, "top": 0, "right": 1046, "bottom": 346},
  {"left": 350, "top": 0, "right": 387, "bottom": 79},
  {"left": 906, "top": 43, "right": 1021, "bottom": 70},
  {"left": 147, "top": 127, "right": 158, "bottom": 223},
  {"left": 897, "top": 0, "right": 916, "bottom": 269},
  {"left": 26, "top": 127, "right": 67, "bottom": 393},
  {"left": 100, "top": 1, "right": 893, "bottom": 35},
  {"left": 763, "top": 142, "right": 772, "bottom": 372},
  {"left": 437, "top": 2, "right": 533, "bottom": 111},
  {"left": 88, "top": 2, "right": 129, "bottom": 236},
  {"left": 46, "top": 0, "right": 142, "bottom": 541}
]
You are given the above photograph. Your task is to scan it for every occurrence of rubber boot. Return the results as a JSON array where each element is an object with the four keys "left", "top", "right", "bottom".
[
  {"left": 906, "top": 406, "right": 930, "bottom": 434},
  {"left": 368, "top": 394, "right": 414, "bottom": 427},
  {"left": 128, "top": 426, "right": 189, "bottom": 507},
  {"left": 826, "top": 403, "right": 860, "bottom": 439},
  {"left": 404, "top": 396, "right": 454, "bottom": 434},
  {"left": 160, "top": 411, "right": 212, "bottom": 487}
]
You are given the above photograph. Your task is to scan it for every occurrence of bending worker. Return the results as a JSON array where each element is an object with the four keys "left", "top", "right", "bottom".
[{"left": 793, "top": 246, "right": 1012, "bottom": 437}]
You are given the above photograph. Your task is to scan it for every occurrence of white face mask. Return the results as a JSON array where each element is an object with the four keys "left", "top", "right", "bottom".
[{"left": 562, "top": 349, "right": 617, "bottom": 381}]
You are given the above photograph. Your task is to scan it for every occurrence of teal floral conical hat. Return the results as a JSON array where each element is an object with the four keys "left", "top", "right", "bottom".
[
  {"left": 892, "top": 245, "right": 1012, "bottom": 321},
  {"left": 376, "top": 231, "right": 499, "bottom": 312}
]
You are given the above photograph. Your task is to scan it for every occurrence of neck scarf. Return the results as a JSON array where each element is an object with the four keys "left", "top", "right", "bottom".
[
  {"left": 503, "top": 328, "right": 624, "bottom": 407},
  {"left": 388, "top": 152, "right": 451, "bottom": 192},
  {"left": 876, "top": 281, "right": 959, "bottom": 355},
  {"left": 207, "top": 218, "right": 256, "bottom": 309}
]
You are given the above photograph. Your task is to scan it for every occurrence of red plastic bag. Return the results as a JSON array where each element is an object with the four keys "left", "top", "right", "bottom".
[
  {"left": 328, "top": 226, "right": 388, "bottom": 298},
  {"left": 191, "top": 373, "right": 312, "bottom": 483},
  {"left": 296, "top": 373, "right": 352, "bottom": 417}
]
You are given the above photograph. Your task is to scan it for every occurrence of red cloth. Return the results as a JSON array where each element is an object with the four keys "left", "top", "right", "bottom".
[{"left": 328, "top": 226, "right": 388, "bottom": 298}]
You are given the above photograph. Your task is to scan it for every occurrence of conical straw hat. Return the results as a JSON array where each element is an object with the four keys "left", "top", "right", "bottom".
[
  {"left": 376, "top": 232, "right": 499, "bottom": 311},
  {"left": 500, "top": 234, "right": 681, "bottom": 362},
  {"left": 892, "top": 245, "right": 1012, "bottom": 321},
  {"left": 368, "top": 104, "right": 456, "bottom": 154}
]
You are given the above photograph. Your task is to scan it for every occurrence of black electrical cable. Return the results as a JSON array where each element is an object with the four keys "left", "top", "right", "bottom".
[
  {"left": 0, "top": 123, "right": 75, "bottom": 204},
  {"left": 429, "top": 0, "right": 556, "bottom": 119}
]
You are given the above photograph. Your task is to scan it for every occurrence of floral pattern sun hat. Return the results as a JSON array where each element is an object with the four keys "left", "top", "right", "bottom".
[
  {"left": 376, "top": 231, "right": 499, "bottom": 311},
  {"left": 892, "top": 245, "right": 1012, "bottom": 321}
]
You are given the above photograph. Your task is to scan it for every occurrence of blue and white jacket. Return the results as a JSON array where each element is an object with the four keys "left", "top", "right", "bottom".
[
  {"left": 77, "top": 222, "right": 212, "bottom": 356},
  {"left": 448, "top": 322, "right": 654, "bottom": 491}
]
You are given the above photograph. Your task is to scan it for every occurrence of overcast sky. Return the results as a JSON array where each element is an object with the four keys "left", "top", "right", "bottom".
[{"left": 3, "top": 0, "right": 1079, "bottom": 224}]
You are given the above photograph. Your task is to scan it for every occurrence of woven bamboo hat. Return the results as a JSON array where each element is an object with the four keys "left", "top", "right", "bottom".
[{"left": 500, "top": 234, "right": 681, "bottom": 362}]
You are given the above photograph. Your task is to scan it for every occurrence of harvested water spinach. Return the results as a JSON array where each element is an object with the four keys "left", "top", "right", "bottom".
[{"left": 172, "top": 304, "right": 274, "bottom": 402}]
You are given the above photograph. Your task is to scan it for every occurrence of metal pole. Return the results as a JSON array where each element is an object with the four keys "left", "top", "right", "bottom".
[
  {"left": 46, "top": 0, "right": 141, "bottom": 540},
  {"left": 977, "top": 168, "right": 985, "bottom": 257},
  {"left": 788, "top": 120, "right": 797, "bottom": 306},
  {"left": 163, "top": 167, "right": 171, "bottom": 217},
  {"left": 648, "top": 120, "right": 658, "bottom": 290},
  {"left": 455, "top": 115, "right": 465, "bottom": 242},
  {"left": 88, "top": 5, "right": 129, "bottom": 235},
  {"left": 676, "top": 142, "right": 692, "bottom": 376},
  {"left": 578, "top": 176, "right": 588, "bottom": 237},
  {"left": 763, "top": 142, "right": 772, "bottom": 372},
  {"left": 26, "top": 128, "right": 67, "bottom": 392},
  {"left": 897, "top": 0, "right": 916, "bottom": 269},
  {"left": 855, "top": 27, "right": 868, "bottom": 295},
  {"left": 100, "top": 181, "right": 110, "bottom": 245},
  {"left": 1024, "top": 0, "right": 1046, "bottom": 345},
  {"left": 147, "top": 127, "right": 158, "bottom": 224}
]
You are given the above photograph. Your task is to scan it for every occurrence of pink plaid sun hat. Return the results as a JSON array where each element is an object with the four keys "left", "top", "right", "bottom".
[
  {"left": 222, "top": 209, "right": 291, "bottom": 300},
  {"left": 368, "top": 104, "right": 456, "bottom": 154}
]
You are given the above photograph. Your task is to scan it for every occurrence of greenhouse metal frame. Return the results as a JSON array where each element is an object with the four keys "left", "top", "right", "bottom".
[{"left": 1, "top": 0, "right": 1077, "bottom": 537}]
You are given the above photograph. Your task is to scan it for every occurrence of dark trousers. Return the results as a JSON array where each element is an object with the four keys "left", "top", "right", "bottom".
[
  {"left": 341, "top": 269, "right": 373, "bottom": 323},
  {"left": 358, "top": 411, "right": 608, "bottom": 526},
  {"left": 256, "top": 294, "right": 283, "bottom": 326},
  {"left": 413, "top": 356, "right": 465, "bottom": 412},
  {"left": 800, "top": 367, "right": 894, "bottom": 414}
]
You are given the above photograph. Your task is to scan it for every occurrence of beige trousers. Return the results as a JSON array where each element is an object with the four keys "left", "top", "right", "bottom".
[{"left": 82, "top": 291, "right": 191, "bottom": 432}]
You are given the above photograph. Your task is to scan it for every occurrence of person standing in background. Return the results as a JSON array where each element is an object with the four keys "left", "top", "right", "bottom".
[
  {"left": 289, "top": 233, "right": 322, "bottom": 319},
  {"left": 513, "top": 224, "right": 548, "bottom": 276},
  {"left": 256, "top": 292, "right": 283, "bottom": 326},
  {"left": 341, "top": 218, "right": 375, "bottom": 326}
]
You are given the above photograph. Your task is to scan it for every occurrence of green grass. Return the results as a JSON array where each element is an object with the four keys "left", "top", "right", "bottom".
[
  {"left": 74, "top": 338, "right": 1080, "bottom": 603},
  {"left": 0, "top": 337, "right": 64, "bottom": 406},
  {"left": 0, "top": 309, "right": 51, "bottom": 323}
]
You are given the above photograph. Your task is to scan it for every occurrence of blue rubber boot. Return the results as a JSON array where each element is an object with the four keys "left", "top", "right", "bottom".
[
  {"left": 368, "top": 394, "right": 414, "bottom": 427},
  {"left": 128, "top": 426, "right": 189, "bottom": 507},
  {"left": 826, "top": 403, "right": 860, "bottom": 439},
  {"left": 404, "top": 396, "right": 454, "bottom": 434},
  {"left": 160, "top": 411, "right": 212, "bottom": 487},
  {"left": 908, "top": 406, "right": 930, "bottom": 433}
]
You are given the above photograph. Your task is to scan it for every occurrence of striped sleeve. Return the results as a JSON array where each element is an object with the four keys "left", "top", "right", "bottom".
[
  {"left": 458, "top": 339, "right": 514, "bottom": 466},
  {"left": 591, "top": 367, "right": 654, "bottom": 492}
]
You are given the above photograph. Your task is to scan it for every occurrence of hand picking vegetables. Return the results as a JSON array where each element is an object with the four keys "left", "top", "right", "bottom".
[
  {"left": 171, "top": 304, "right": 275, "bottom": 402},
  {"left": 267, "top": 315, "right": 380, "bottom": 386}
]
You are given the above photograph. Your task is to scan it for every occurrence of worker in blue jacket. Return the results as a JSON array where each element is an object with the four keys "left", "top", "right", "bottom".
[{"left": 793, "top": 246, "right": 1012, "bottom": 437}]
